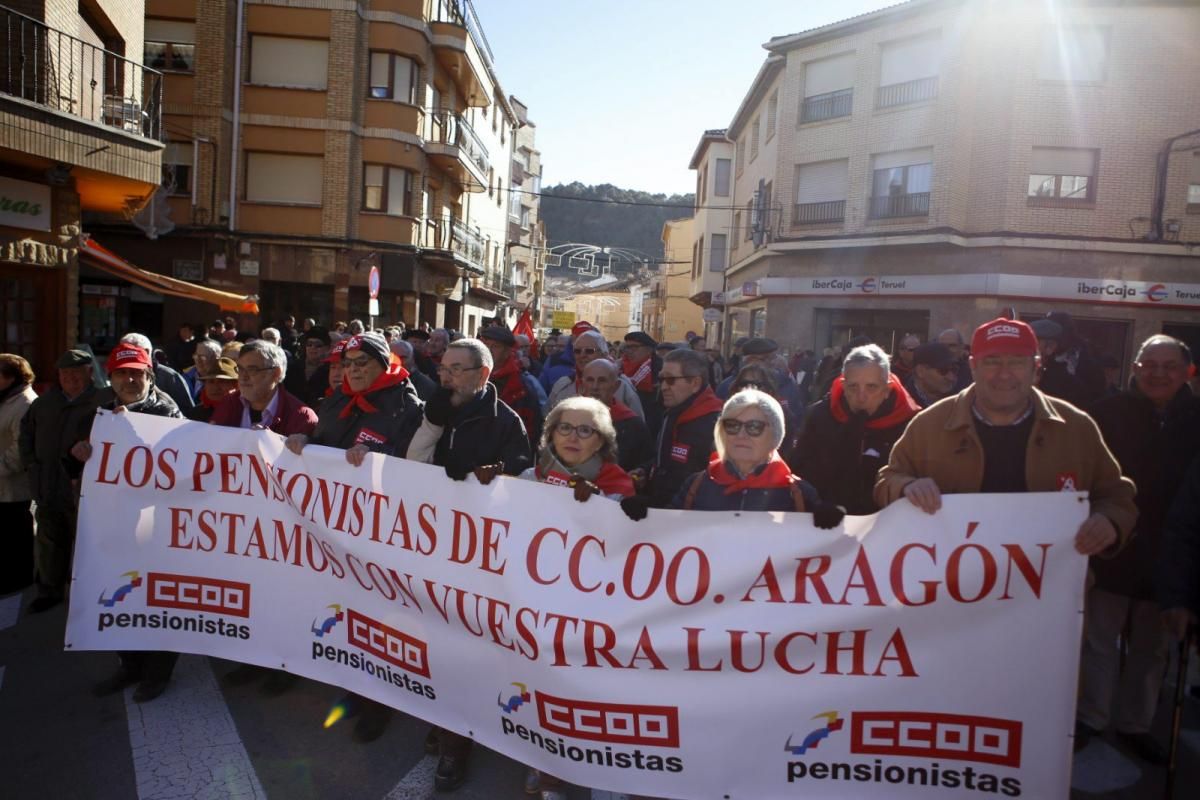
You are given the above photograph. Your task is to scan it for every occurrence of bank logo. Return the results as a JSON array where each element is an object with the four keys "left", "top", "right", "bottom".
[
  {"left": 311, "top": 603, "right": 344, "bottom": 638},
  {"left": 1146, "top": 283, "right": 1168, "bottom": 302},
  {"left": 146, "top": 572, "right": 251, "bottom": 618},
  {"left": 498, "top": 681, "right": 532, "bottom": 713},
  {"left": 98, "top": 570, "right": 143, "bottom": 607},
  {"left": 784, "top": 711, "right": 845, "bottom": 755},
  {"left": 858, "top": 277, "right": 877, "bottom": 293}
]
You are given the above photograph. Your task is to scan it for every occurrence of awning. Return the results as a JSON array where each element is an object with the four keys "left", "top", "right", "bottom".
[{"left": 79, "top": 237, "right": 260, "bottom": 313}]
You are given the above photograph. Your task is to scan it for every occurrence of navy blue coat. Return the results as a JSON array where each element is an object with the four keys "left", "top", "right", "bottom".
[{"left": 672, "top": 470, "right": 820, "bottom": 512}]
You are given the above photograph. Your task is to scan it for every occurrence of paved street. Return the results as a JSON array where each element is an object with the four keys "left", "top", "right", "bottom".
[{"left": 1, "top": 586, "right": 1197, "bottom": 799}]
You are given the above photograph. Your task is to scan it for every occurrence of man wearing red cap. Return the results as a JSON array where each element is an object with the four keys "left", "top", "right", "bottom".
[{"left": 875, "top": 318, "right": 1136, "bottom": 558}]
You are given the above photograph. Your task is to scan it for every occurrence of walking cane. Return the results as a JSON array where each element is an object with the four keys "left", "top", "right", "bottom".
[{"left": 1164, "top": 625, "right": 1195, "bottom": 800}]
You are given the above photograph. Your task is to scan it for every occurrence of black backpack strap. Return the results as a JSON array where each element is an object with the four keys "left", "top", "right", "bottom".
[
  {"left": 683, "top": 474, "right": 703, "bottom": 510},
  {"left": 787, "top": 477, "right": 808, "bottom": 513}
]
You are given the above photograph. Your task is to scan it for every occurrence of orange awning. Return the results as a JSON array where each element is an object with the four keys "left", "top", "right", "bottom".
[{"left": 80, "top": 237, "right": 260, "bottom": 314}]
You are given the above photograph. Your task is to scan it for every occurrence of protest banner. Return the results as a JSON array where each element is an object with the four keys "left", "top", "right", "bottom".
[{"left": 67, "top": 410, "right": 1089, "bottom": 798}]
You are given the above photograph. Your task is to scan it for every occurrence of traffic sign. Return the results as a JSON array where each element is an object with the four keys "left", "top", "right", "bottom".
[{"left": 368, "top": 265, "right": 381, "bottom": 299}]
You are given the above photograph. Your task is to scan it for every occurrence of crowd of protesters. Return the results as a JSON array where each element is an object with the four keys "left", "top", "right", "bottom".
[{"left": 3, "top": 305, "right": 1200, "bottom": 798}]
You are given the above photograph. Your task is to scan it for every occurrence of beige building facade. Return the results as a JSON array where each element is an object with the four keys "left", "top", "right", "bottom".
[
  {"left": 647, "top": 218, "right": 705, "bottom": 343},
  {"left": 705, "top": 0, "right": 1200, "bottom": 367}
]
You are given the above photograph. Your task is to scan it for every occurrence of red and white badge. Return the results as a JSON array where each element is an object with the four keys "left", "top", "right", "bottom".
[
  {"left": 356, "top": 427, "right": 387, "bottom": 446},
  {"left": 670, "top": 443, "right": 690, "bottom": 463},
  {"left": 1056, "top": 472, "right": 1078, "bottom": 491}
]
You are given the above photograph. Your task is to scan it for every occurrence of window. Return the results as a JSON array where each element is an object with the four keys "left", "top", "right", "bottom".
[
  {"left": 714, "top": 158, "right": 731, "bottom": 197},
  {"left": 710, "top": 234, "right": 727, "bottom": 271},
  {"left": 1028, "top": 148, "right": 1097, "bottom": 203},
  {"left": 144, "top": 20, "right": 195, "bottom": 72},
  {"left": 870, "top": 148, "right": 932, "bottom": 218},
  {"left": 509, "top": 188, "right": 521, "bottom": 220},
  {"left": 164, "top": 141, "right": 193, "bottom": 196},
  {"left": 245, "top": 153, "right": 323, "bottom": 205},
  {"left": 700, "top": 164, "right": 708, "bottom": 205},
  {"left": 795, "top": 159, "right": 848, "bottom": 224},
  {"left": 249, "top": 36, "right": 328, "bottom": 90},
  {"left": 368, "top": 52, "right": 417, "bottom": 103},
  {"left": 520, "top": 207, "right": 531, "bottom": 229},
  {"left": 363, "top": 164, "right": 414, "bottom": 216},
  {"left": 750, "top": 116, "right": 760, "bottom": 160},
  {"left": 736, "top": 138, "right": 746, "bottom": 174},
  {"left": 766, "top": 90, "right": 778, "bottom": 140},
  {"left": 1038, "top": 27, "right": 1108, "bottom": 83},
  {"left": 695, "top": 240, "right": 704, "bottom": 275},
  {"left": 802, "top": 53, "right": 854, "bottom": 123},
  {"left": 878, "top": 34, "right": 940, "bottom": 107},
  {"left": 497, "top": 177, "right": 503, "bottom": 208},
  {"left": 1189, "top": 152, "right": 1200, "bottom": 207}
]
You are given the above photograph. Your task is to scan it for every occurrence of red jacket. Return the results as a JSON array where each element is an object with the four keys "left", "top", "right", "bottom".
[{"left": 210, "top": 388, "right": 318, "bottom": 436}]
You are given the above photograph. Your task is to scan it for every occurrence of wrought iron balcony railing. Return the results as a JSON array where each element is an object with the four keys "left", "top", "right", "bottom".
[
  {"left": 800, "top": 89, "right": 853, "bottom": 123},
  {"left": 429, "top": 108, "right": 489, "bottom": 177},
  {"left": 793, "top": 199, "right": 846, "bottom": 225},
  {"left": 876, "top": 75, "right": 939, "bottom": 109},
  {"left": 869, "top": 192, "right": 930, "bottom": 219}
]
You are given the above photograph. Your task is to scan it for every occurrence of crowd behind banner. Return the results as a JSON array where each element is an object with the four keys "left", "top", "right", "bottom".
[{"left": 3, "top": 304, "right": 1200, "bottom": 798}]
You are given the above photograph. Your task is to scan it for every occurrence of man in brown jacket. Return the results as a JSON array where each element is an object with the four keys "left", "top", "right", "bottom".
[{"left": 875, "top": 317, "right": 1137, "bottom": 559}]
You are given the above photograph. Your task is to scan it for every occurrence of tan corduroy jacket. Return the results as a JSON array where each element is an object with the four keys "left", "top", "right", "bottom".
[{"left": 874, "top": 386, "right": 1138, "bottom": 547}]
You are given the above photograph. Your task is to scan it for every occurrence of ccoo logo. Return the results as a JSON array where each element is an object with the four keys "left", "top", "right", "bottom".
[
  {"left": 98, "top": 570, "right": 143, "bottom": 607},
  {"left": 1146, "top": 283, "right": 1168, "bottom": 302}
]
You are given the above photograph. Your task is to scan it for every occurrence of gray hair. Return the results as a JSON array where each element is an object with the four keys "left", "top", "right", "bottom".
[
  {"left": 515, "top": 334, "right": 530, "bottom": 347},
  {"left": 575, "top": 330, "right": 608, "bottom": 351},
  {"left": 542, "top": 396, "right": 619, "bottom": 464},
  {"left": 448, "top": 338, "right": 493, "bottom": 371},
  {"left": 938, "top": 328, "right": 964, "bottom": 345},
  {"left": 239, "top": 339, "right": 288, "bottom": 380},
  {"left": 348, "top": 319, "right": 365, "bottom": 335},
  {"left": 842, "top": 344, "right": 891, "bottom": 379},
  {"left": 195, "top": 339, "right": 222, "bottom": 358},
  {"left": 663, "top": 348, "right": 709, "bottom": 385},
  {"left": 1135, "top": 334, "right": 1192, "bottom": 365},
  {"left": 714, "top": 389, "right": 785, "bottom": 460},
  {"left": 120, "top": 333, "right": 152, "bottom": 352},
  {"left": 390, "top": 340, "right": 414, "bottom": 361},
  {"left": 260, "top": 327, "right": 281, "bottom": 344}
]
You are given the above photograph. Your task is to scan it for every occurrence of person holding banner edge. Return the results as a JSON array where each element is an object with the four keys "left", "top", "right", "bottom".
[{"left": 67, "top": 344, "right": 184, "bottom": 703}]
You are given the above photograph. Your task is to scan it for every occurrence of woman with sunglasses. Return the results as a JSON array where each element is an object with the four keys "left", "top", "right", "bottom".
[
  {"left": 516, "top": 396, "right": 633, "bottom": 799},
  {"left": 673, "top": 389, "right": 841, "bottom": 528},
  {"left": 729, "top": 363, "right": 800, "bottom": 461}
]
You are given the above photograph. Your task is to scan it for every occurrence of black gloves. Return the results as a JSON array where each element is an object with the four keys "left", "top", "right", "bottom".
[
  {"left": 620, "top": 495, "right": 651, "bottom": 521},
  {"left": 812, "top": 502, "right": 846, "bottom": 530},
  {"left": 425, "top": 387, "right": 454, "bottom": 427},
  {"left": 445, "top": 463, "right": 470, "bottom": 481}
]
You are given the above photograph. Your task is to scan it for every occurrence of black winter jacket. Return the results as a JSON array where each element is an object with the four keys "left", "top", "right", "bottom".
[
  {"left": 65, "top": 388, "right": 183, "bottom": 479},
  {"left": 432, "top": 384, "right": 532, "bottom": 476},
  {"left": 672, "top": 470, "right": 820, "bottom": 512},
  {"left": 19, "top": 384, "right": 106, "bottom": 505},
  {"left": 647, "top": 388, "right": 723, "bottom": 508},
  {"left": 311, "top": 379, "right": 424, "bottom": 456},
  {"left": 1160, "top": 454, "right": 1200, "bottom": 616}
]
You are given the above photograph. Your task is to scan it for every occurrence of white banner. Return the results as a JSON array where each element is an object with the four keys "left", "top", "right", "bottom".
[{"left": 67, "top": 411, "right": 1090, "bottom": 799}]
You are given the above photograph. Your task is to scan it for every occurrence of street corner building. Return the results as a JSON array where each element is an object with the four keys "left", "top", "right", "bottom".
[
  {"left": 684, "top": 0, "right": 1200, "bottom": 370},
  {"left": 2, "top": 0, "right": 547, "bottom": 383}
]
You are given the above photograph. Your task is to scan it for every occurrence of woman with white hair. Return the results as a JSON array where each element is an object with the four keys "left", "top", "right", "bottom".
[{"left": 672, "top": 389, "right": 841, "bottom": 527}]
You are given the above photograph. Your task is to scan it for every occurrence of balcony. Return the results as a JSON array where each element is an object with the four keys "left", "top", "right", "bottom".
[
  {"left": 426, "top": 109, "right": 488, "bottom": 191},
  {"left": 800, "top": 89, "right": 853, "bottom": 124},
  {"left": 429, "top": 0, "right": 492, "bottom": 107},
  {"left": 869, "top": 192, "right": 930, "bottom": 219},
  {"left": 471, "top": 269, "right": 515, "bottom": 302},
  {"left": 877, "top": 76, "right": 939, "bottom": 109},
  {"left": 1, "top": 6, "right": 162, "bottom": 139},
  {"left": 793, "top": 200, "right": 846, "bottom": 225}
]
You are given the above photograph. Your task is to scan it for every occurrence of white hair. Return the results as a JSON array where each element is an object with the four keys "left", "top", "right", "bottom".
[
  {"left": 195, "top": 339, "right": 222, "bottom": 357},
  {"left": 448, "top": 338, "right": 493, "bottom": 371},
  {"left": 260, "top": 327, "right": 281, "bottom": 344},
  {"left": 238, "top": 340, "right": 287, "bottom": 380},
  {"left": 120, "top": 333, "right": 152, "bottom": 352},
  {"left": 714, "top": 389, "right": 786, "bottom": 460},
  {"left": 575, "top": 330, "right": 608, "bottom": 351},
  {"left": 842, "top": 344, "right": 891, "bottom": 379}
]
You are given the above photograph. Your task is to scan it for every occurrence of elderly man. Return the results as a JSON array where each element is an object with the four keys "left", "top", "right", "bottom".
[
  {"left": 515, "top": 333, "right": 542, "bottom": 378},
  {"left": 579, "top": 358, "right": 653, "bottom": 472},
  {"left": 405, "top": 338, "right": 531, "bottom": 791},
  {"left": 903, "top": 342, "right": 961, "bottom": 409},
  {"left": 716, "top": 337, "right": 804, "bottom": 413},
  {"left": 791, "top": 344, "right": 919, "bottom": 515},
  {"left": 120, "top": 333, "right": 194, "bottom": 411},
  {"left": 891, "top": 334, "right": 921, "bottom": 384},
  {"left": 623, "top": 349, "right": 724, "bottom": 515},
  {"left": 184, "top": 357, "right": 239, "bottom": 422},
  {"left": 183, "top": 338, "right": 222, "bottom": 402},
  {"left": 875, "top": 316, "right": 1136, "bottom": 552},
  {"left": 19, "top": 350, "right": 105, "bottom": 612},
  {"left": 936, "top": 327, "right": 972, "bottom": 392},
  {"left": 211, "top": 340, "right": 318, "bottom": 436},
  {"left": 391, "top": 339, "right": 437, "bottom": 401},
  {"left": 546, "top": 329, "right": 645, "bottom": 418},
  {"left": 479, "top": 327, "right": 545, "bottom": 448},
  {"left": 621, "top": 331, "right": 662, "bottom": 434},
  {"left": 1077, "top": 335, "right": 1200, "bottom": 761},
  {"left": 68, "top": 344, "right": 183, "bottom": 702},
  {"left": 289, "top": 326, "right": 331, "bottom": 408}
]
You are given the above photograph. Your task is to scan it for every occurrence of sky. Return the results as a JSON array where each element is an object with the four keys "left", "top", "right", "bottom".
[{"left": 472, "top": 0, "right": 901, "bottom": 195}]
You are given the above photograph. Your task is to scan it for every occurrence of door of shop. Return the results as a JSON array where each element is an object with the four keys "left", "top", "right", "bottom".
[{"left": 813, "top": 308, "right": 931, "bottom": 354}]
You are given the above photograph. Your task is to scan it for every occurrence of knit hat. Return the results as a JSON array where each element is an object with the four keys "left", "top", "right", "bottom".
[{"left": 344, "top": 332, "right": 391, "bottom": 369}]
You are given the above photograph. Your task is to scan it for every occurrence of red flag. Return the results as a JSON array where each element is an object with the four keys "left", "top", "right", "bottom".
[{"left": 514, "top": 307, "right": 538, "bottom": 360}]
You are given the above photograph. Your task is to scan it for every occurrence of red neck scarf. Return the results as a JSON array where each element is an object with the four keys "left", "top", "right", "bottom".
[
  {"left": 828, "top": 373, "right": 920, "bottom": 429},
  {"left": 675, "top": 386, "right": 724, "bottom": 429},
  {"left": 536, "top": 457, "right": 635, "bottom": 498},
  {"left": 706, "top": 452, "right": 794, "bottom": 495},
  {"left": 200, "top": 388, "right": 228, "bottom": 409},
  {"left": 609, "top": 400, "right": 637, "bottom": 422},
  {"left": 339, "top": 360, "right": 410, "bottom": 418},
  {"left": 622, "top": 355, "right": 654, "bottom": 392},
  {"left": 493, "top": 353, "right": 533, "bottom": 430}
]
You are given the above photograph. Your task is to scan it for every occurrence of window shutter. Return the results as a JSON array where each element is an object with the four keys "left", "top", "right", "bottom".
[
  {"left": 797, "top": 160, "right": 849, "bottom": 203},
  {"left": 393, "top": 56, "right": 414, "bottom": 103},
  {"left": 250, "top": 37, "right": 328, "bottom": 90},
  {"left": 874, "top": 147, "right": 933, "bottom": 171},
  {"left": 1030, "top": 148, "right": 1096, "bottom": 176},
  {"left": 164, "top": 142, "right": 193, "bottom": 166},
  {"left": 246, "top": 153, "right": 323, "bottom": 204},
  {"left": 804, "top": 53, "right": 855, "bottom": 97},
  {"left": 388, "top": 169, "right": 409, "bottom": 215},
  {"left": 880, "top": 35, "right": 940, "bottom": 86},
  {"left": 145, "top": 20, "right": 195, "bottom": 44}
]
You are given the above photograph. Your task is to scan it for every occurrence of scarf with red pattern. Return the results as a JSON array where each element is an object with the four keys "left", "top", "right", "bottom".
[
  {"left": 339, "top": 360, "right": 410, "bottom": 418},
  {"left": 706, "top": 452, "right": 794, "bottom": 495},
  {"left": 622, "top": 354, "right": 655, "bottom": 392}
]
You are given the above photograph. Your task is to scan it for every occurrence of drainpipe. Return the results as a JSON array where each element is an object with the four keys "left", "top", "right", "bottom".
[{"left": 228, "top": 0, "right": 246, "bottom": 231}]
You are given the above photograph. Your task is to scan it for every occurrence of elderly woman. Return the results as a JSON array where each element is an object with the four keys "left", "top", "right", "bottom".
[
  {"left": 729, "top": 363, "right": 799, "bottom": 461},
  {"left": 672, "top": 389, "right": 842, "bottom": 528},
  {"left": 0, "top": 354, "right": 37, "bottom": 594}
]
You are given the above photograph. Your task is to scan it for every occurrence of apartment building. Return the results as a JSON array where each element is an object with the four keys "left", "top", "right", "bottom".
[
  {"left": 77, "top": 0, "right": 534, "bottom": 349},
  {"left": 700, "top": 0, "right": 1200, "bottom": 364},
  {"left": 1, "top": 0, "right": 165, "bottom": 380},
  {"left": 688, "top": 129, "right": 735, "bottom": 343},
  {"left": 507, "top": 95, "right": 546, "bottom": 317},
  {"left": 645, "top": 217, "right": 704, "bottom": 343}
]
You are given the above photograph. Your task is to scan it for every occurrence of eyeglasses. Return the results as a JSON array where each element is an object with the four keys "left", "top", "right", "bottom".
[
  {"left": 553, "top": 422, "right": 598, "bottom": 439},
  {"left": 235, "top": 365, "right": 273, "bottom": 377},
  {"left": 660, "top": 375, "right": 698, "bottom": 386},
  {"left": 343, "top": 356, "right": 374, "bottom": 369},
  {"left": 436, "top": 364, "right": 481, "bottom": 376},
  {"left": 721, "top": 419, "right": 768, "bottom": 437},
  {"left": 576, "top": 347, "right": 602, "bottom": 357}
]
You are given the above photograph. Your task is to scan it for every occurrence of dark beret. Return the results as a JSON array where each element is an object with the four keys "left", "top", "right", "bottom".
[
  {"left": 304, "top": 326, "right": 331, "bottom": 346},
  {"left": 623, "top": 331, "right": 657, "bottom": 348},
  {"left": 479, "top": 326, "right": 516, "bottom": 346},
  {"left": 742, "top": 337, "right": 779, "bottom": 356},
  {"left": 56, "top": 349, "right": 94, "bottom": 368}
]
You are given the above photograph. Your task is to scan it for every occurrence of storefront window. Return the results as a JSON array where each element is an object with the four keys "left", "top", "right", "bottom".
[
  {"left": 750, "top": 307, "right": 767, "bottom": 339},
  {"left": 79, "top": 284, "right": 127, "bottom": 355}
]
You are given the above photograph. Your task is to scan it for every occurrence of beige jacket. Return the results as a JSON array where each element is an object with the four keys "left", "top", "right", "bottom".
[
  {"left": 0, "top": 385, "right": 36, "bottom": 502},
  {"left": 874, "top": 386, "right": 1137, "bottom": 546}
]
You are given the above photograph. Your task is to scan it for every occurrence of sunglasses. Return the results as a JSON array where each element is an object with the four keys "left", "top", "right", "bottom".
[
  {"left": 553, "top": 422, "right": 597, "bottom": 439},
  {"left": 343, "top": 356, "right": 374, "bottom": 369},
  {"left": 721, "top": 419, "right": 768, "bottom": 437},
  {"left": 576, "top": 347, "right": 601, "bottom": 357}
]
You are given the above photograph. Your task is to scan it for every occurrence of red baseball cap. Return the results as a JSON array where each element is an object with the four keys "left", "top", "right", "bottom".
[
  {"left": 106, "top": 345, "right": 153, "bottom": 372},
  {"left": 970, "top": 318, "right": 1038, "bottom": 359},
  {"left": 323, "top": 339, "right": 348, "bottom": 363},
  {"left": 571, "top": 321, "right": 596, "bottom": 338}
]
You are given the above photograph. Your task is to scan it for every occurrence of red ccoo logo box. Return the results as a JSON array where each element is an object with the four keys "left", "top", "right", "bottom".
[
  {"left": 345, "top": 609, "right": 430, "bottom": 678},
  {"left": 850, "top": 711, "right": 1022, "bottom": 768},
  {"left": 535, "top": 691, "right": 680, "bottom": 748},
  {"left": 146, "top": 572, "right": 251, "bottom": 618}
]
